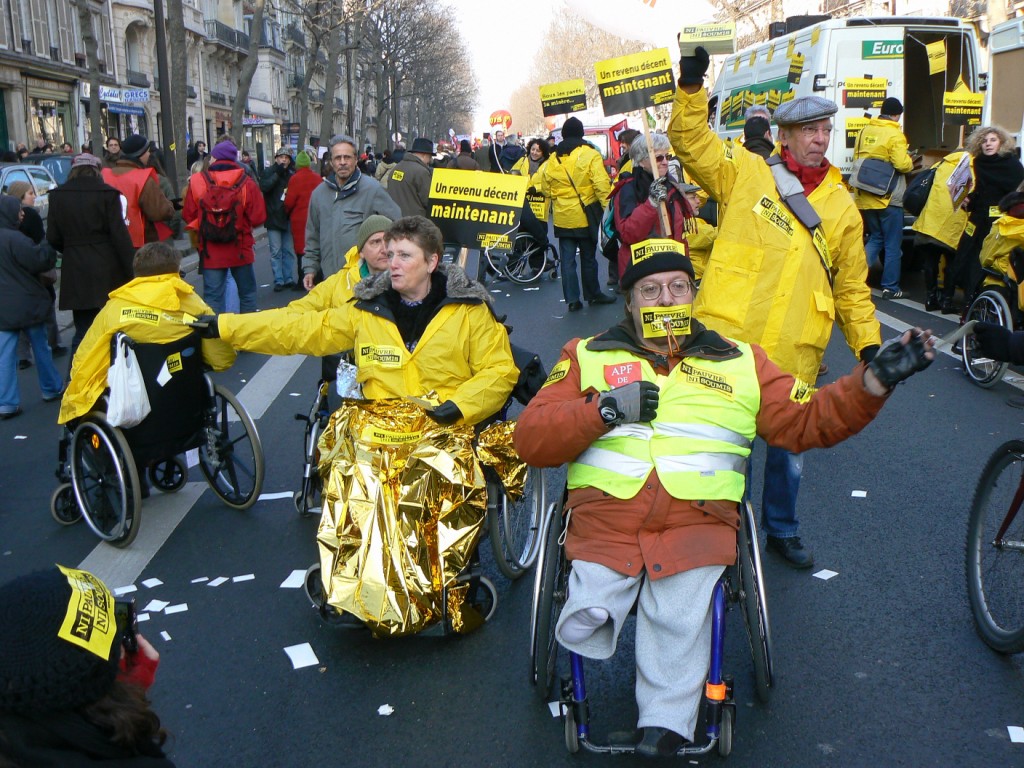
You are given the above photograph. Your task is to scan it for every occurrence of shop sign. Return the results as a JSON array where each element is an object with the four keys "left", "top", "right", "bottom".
[
  {"left": 122, "top": 89, "right": 150, "bottom": 103},
  {"left": 81, "top": 83, "right": 123, "bottom": 102},
  {"left": 243, "top": 116, "right": 265, "bottom": 126}
]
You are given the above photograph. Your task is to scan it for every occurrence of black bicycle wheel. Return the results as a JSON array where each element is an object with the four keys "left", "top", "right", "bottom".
[
  {"left": 967, "top": 440, "right": 1024, "bottom": 653},
  {"left": 739, "top": 501, "right": 773, "bottom": 702},
  {"left": 531, "top": 504, "right": 567, "bottom": 699}
]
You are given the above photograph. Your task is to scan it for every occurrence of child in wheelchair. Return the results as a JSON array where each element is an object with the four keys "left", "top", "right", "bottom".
[{"left": 513, "top": 243, "right": 934, "bottom": 755}]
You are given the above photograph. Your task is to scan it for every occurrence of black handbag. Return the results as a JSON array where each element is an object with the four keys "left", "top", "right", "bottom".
[
  {"left": 903, "top": 166, "right": 937, "bottom": 216},
  {"left": 849, "top": 157, "right": 898, "bottom": 195}
]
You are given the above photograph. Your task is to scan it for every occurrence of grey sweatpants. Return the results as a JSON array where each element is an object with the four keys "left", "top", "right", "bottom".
[{"left": 555, "top": 560, "right": 724, "bottom": 740}]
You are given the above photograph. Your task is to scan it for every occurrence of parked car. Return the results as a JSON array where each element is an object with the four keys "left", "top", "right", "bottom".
[
  {"left": 23, "top": 152, "right": 72, "bottom": 185},
  {"left": 0, "top": 163, "right": 57, "bottom": 222}
]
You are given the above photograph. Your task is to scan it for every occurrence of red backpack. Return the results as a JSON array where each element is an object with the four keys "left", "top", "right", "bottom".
[{"left": 196, "top": 170, "right": 246, "bottom": 245}]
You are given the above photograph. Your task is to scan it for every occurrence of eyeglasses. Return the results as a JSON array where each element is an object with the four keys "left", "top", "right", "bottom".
[
  {"left": 798, "top": 124, "right": 833, "bottom": 138},
  {"left": 651, "top": 154, "right": 668, "bottom": 162},
  {"left": 636, "top": 279, "right": 695, "bottom": 301}
]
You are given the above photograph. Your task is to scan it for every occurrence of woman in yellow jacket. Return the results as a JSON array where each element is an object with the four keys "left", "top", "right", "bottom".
[
  {"left": 59, "top": 242, "right": 236, "bottom": 426},
  {"left": 212, "top": 216, "right": 517, "bottom": 427},
  {"left": 911, "top": 151, "right": 975, "bottom": 311},
  {"left": 978, "top": 186, "right": 1024, "bottom": 308},
  {"left": 533, "top": 117, "right": 615, "bottom": 311}
]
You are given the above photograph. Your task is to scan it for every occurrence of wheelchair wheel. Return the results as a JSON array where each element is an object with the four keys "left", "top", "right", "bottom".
[
  {"left": 70, "top": 413, "right": 141, "bottom": 547},
  {"left": 294, "top": 395, "right": 327, "bottom": 517},
  {"left": 962, "top": 291, "right": 1012, "bottom": 388},
  {"left": 198, "top": 384, "right": 265, "bottom": 510},
  {"left": 531, "top": 503, "right": 567, "bottom": 699},
  {"left": 458, "top": 572, "right": 498, "bottom": 623},
  {"left": 50, "top": 483, "right": 81, "bottom": 526},
  {"left": 738, "top": 501, "right": 773, "bottom": 702},
  {"left": 718, "top": 706, "right": 734, "bottom": 757},
  {"left": 966, "top": 440, "right": 1024, "bottom": 653},
  {"left": 505, "top": 233, "right": 547, "bottom": 284},
  {"left": 488, "top": 466, "right": 545, "bottom": 580},
  {"left": 564, "top": 703, "right": 580, "bottom": 753},
  {"left": 148, "top": 456, "right": 188, "bottom": 493},
  {"left": 303, "top": 563, "right": 361, "bottom": 628}
]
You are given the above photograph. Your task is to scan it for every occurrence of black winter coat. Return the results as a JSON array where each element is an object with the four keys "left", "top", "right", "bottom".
[
  {"left": 0, "top": 196, "right": 56, "bottom": 330},
  {"left": 260, "top": 162, "right": 295, "bottom": 231},
  {"left": 46, "top": 175, "right": 135, "bottom": 312}
]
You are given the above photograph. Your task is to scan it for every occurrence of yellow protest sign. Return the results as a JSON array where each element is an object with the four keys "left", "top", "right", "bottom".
[
  {"left": 766, "top": 46, "right": 774, "bottom": 63},
  {"left": 786, "top": 38, "right": 795, "bottom": 59},
  {"left": 788, "top": 53, "right": 805, "bottom": 84},
  {"left": 428, "top": 168, "right": 527, "bottom": 253},
  {"left": 843, "top": 77, "right": 887, "bottom": 109},
  {"left": 56, "top": 565, "right": 118, "bottom": 661},
  {"left": 748, "top": 50, "right": 756, "bottom": 67},
  {"left": 525, "top": 189, "right": 549, "bottom": 221},
  {"left": 733, "top": 57, "right": 741, "bottom": 73},
  {"left": 539, "top": 79, "right": 587, "bottom": 117},
  {"left": 594, "top": 48, "right": 675, "bottom": 116},
  {"left": 811, "top": 27, "right": 820, "bottom": 46},
  {"left": 926, "top": 40, "right": 947, "bottom": 76},
  {"left": 942, "top": 90, "right": 984, "bottom": 126},
  {"left": 845, "top": 117, "right": 870, "bottom": 149},
  {"left": 630, "top": 238, "right": 685, "bottom": 265},
  {"left": 678, "top": 22, "right": 736, "bottom": 56}
]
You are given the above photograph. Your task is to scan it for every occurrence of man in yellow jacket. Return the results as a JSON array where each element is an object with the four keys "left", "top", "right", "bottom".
[
  {"left": 534, "top": 117, "right": 616, "bottom": 312},
  {"left": 59, "top": 242, "right": 236, "bottom": 426},
  {"left": 669, "top": 47, "right": 881, "bottom": 568},
  {"left": 852, "top": 98, "right": 915, "bottom": 299}
]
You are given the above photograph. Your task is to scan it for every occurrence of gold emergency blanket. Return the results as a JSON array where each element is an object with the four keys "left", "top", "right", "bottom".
[{"left": 316, "top": 399, "right": 527, "bottom": 637}]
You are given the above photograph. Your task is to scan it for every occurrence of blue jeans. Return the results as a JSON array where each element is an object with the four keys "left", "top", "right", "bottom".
[
  {"left": 0, "top": 325, "right": 64, "bottom": 412},
  {"left": 204, "top": 264, "right": 257, "bottom": 313},
  {"left": 558, "top": 236, "right": 602, "bottom": 304},
  {"left": 759, "top": 445, "right": 803, "bottom": 539},
  {"left": 863, "top": 206, "right": 904, "bottom": 292},
  {"left": 267, "top": 228, "right": 296, "bottom": 287}
]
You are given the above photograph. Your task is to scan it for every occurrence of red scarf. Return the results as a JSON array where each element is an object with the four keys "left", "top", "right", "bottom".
[{"left": 780, "top": 147, "right": 830, "bottom": 196}]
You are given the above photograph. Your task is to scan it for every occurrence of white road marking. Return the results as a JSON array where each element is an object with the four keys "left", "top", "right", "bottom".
[{"left": 231, "top": 354, "right": 306, "bottom": 420}]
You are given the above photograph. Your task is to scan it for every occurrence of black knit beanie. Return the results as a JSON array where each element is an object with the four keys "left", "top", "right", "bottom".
[
  {"left": 0, "top": 567, "right": 121, "bottom": 713},
  {"left": 562, "top": 117, "right": 584, "bottom": 139}
]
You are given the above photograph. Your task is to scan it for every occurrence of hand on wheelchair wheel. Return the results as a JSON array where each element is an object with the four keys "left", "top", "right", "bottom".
[{"left": 973, "top": 322, "right": 1024, "bottom": 364}]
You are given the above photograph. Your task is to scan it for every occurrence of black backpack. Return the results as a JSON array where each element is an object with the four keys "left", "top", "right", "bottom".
[{"left": 903, "top": 166, "right": 937, "bottom": 217}]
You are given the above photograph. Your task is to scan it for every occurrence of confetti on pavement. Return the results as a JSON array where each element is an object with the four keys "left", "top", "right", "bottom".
[
  {"left": 813, "top": 570, "right": 839, "bottom": 581},
  {"left": 1008, "top": 726, "right": 1024, "bottom": 743},
  {"left": 142, "top": 578, "right": 163, "bottom": 588},
  {"left": 851, "top": 490, "right": 867, "bottom": 498},
  {"left": 284, "top": 643, "right": 319, "bottom": 669},
  {"left": 113, "top": 585, "right": 137, "bottom": 596},
  {"left": 143, "top": 599, "right": 169, "bottom": 612},
  {"left": 165, "top": 604, "right": 189, "bottom": 615},
  {"left": 207, "top": 577, "right": 229, "bottom": 587},
  {"left": 378, "top": 704, "right": 395, "bottom": 716},
  {"left": 280, "top": 570, "right": 306, "bottom": 589},
  {"left": 160, "top": 631, "right": 172, "bottom": 641},
  {"left": 233, "top": 574, "right": 255, "bottom": 583}
]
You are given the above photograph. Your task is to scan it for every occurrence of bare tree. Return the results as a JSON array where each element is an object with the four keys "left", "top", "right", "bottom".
[
  {"left": 166, "top": 0, "right": 189, "bottom": 190},
  {"left": 229, "top": 0, "right": 267, "bottom": 145},
  {"left": 72, "top": 0, "right": 103, "bottom": 153}
]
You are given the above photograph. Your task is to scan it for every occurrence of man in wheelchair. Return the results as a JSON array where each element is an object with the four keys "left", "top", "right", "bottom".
[
  {"left": 58, "top": 241, "right": 236, "bottom": 440},
  {"left": 513, "top": 240, "right": 934, "bottom": 756}
]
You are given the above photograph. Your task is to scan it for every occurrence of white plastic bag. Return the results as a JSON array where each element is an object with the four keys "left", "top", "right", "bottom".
[{"left": 106, "top": 333, "right": 152, "bottom": 428}]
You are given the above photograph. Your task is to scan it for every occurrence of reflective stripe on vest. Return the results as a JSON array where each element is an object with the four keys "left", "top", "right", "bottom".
[
  {"left": 568, "top": 339, "right": 760, "bottom": 501},
  {"left": 102, "top": 167, "right": 155, "bottom": 248}
]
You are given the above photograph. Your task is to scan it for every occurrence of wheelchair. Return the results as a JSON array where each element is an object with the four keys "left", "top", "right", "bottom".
[
  {"left": 961, "top": 267, "right": 1019, "bottom": 388},
  {"left": 50, "top": 333, "right": 265, "bottom": 547},
  {"left": 529, "top": 494, "right": 773, "bottom": 756},
  {"left": 483, "top": 204, "right": 558, "bottom": 285}
]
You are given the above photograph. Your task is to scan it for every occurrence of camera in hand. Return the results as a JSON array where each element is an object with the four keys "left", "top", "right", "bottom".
[{"left": 114, "top": 597, "right": 139, "bottom": 654}]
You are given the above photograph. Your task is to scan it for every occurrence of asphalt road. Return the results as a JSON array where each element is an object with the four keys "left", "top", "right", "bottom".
[{"left": 3, "top": 244, "right": 1024, "bottom": 767}]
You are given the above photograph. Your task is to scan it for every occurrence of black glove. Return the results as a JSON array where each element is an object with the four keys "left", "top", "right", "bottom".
[
  {"left": 599, "top": 381, "right": 660, "bottom": 426},
  {"left": 678, "top": 45, "right": 710, "bottom": 86},
  {"left": 868, "top": 330, "right": 933, "bottom": 390},
  {"left": 859, "top": 344, "right": 879, "bottom": 364},
  {"left": 973, "top": 322, "right": 1024, "bottom": 364},
  {"left": 648, "top": 175, "right": 669, "bottom": 205},
  {"left": 429, "top": 400, "right": 463, "bottom": 425},
  {"left": 189, "top": 314, "right": 220, "bottom": 339}
]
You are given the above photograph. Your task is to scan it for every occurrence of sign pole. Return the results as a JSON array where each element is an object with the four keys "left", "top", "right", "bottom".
[{"left": 641, "top": 111, "right": 672, "bottom": 236}]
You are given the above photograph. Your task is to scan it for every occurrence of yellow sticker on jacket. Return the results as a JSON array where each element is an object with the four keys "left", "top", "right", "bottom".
[
  {"left": 56, "top": 565, "right": 118, "bottom": 660},
  {"left": 120, "top": 307, "right": 161, "bottom": 325},
  {"left": 543, "top": 358, "right": 571, "bottom": 387},
  {"left": 360, "top": 426, "right": 423, "bottom": 445},
  {"left": 989, "top": 206, "right": 1002, "bottom": 219},
  {"left": 753, "top": 196, "right": 795, "bottom": 237},
  {"left": 679, "top": 360, "right": 734, "bottom": 398},
  {"left": 166, "top": 352, "right": 182, "bottom": 374},
  {"left": 965, "top": 221, "right": 976, "bottom": 237},
  {"left": 357, "top": 344, "right": 403, "bottom": 368},
  {"left": 391, "top": 170, "right": 405, "bottom": 182},
  {"left": 640, "top": 305, "right": 692, "bottom": 338},
  {"left": 789, "top": 378, "right": 816, "bottom": 404}
]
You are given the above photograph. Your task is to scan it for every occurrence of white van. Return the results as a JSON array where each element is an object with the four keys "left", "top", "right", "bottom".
[
  {"left": 988, "top": 17, "right": 1024, "bottom": 147},
  {"left": 708, "top": 16, "right": 984, "bottom": 175}
]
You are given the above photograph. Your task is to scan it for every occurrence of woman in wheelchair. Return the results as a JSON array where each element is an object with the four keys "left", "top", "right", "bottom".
[
  {"left": 59, "top": 242, "right": 236, "bottom": 428},
  {"left": 513, "top": 243, "right": 934, "bottom": 756},
  {"left": 969, "top": 187, "right": 1024, "bottom": 362},
  {"left": 201, "top": 216, "right": 519, "bottom": 635}
]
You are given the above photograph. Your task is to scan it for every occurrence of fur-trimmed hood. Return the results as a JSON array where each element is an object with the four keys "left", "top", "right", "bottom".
[{"left": 353, "top": 262, "right": 493, "bottom": 304}]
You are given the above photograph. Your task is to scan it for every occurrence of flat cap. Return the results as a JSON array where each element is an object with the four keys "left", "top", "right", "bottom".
[{"left": 773, "top": 96, "right": 838, "bottom": 126}]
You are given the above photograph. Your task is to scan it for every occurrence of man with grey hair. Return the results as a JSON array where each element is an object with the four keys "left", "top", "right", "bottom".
[
  {"left": 670, "top": 47, "right": 881, "bottom": 569},
  {"left": 744, "top": 104, "right": 771, "bottom": 123},
  {"left": 302, "top": 134, "right": 401, "bottom": 291}
]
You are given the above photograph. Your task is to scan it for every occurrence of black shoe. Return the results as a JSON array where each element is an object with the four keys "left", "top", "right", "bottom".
[
  {"left": 881, "top": 289, "right": 904, "bottom": 300},
  {"left": 940, "top": 298, "right": 958, "bottom": 315},
  {"left": 589, "top": 293, "right": 616, "bottom": 305},
  {"left": 0, "top": 408, "right": 21, "bottom": 420},
  {"left": 567, "top": 301, "right": 583, "bottom": 312},
  {"left": 766, "top": 535, "right": 814, "bottom": 569},
  {"left": 17, "top": 359, "right": 31, "bottom": 370},
  {"left": 41, "top": 386, "right": 65, "bottom": 403},
  {"left": 273, "top": 284, "right": 285, "bottom": 292},
  {"left": 50, "top": 345, "right": 68, "bottom": 359},
  {"left": 925, "top": 293, "right": 940, "bottom": 312},
  {"left": 636, "top": 727, "right": 686, "bottom": 757}
]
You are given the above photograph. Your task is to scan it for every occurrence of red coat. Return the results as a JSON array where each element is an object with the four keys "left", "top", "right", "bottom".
[
  {"left": 183, "top": 160, "right": 266, "bottom": 269},
  {"left": 613, "top": 176, "right": 692, "bottom": 277},
  {"left": 284, "top": 168, "right": 322, "bottom": 255}
]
